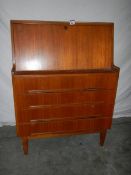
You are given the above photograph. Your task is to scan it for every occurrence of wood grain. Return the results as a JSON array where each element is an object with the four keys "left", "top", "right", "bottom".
[
  {"left": 30, "top": 117, "right": 112, "bottom": 135},
  {"left": 11, "top": 21, "right": 113, "bottom": 71},
  {"left": 12, "top": 72, "right": 118, "bottom": 94},
  {"left": 15, "top": 90, "right": 115, "bottom": 108},
  {"left": 16, "top": 104, "right": 114, "bottom": 123}
]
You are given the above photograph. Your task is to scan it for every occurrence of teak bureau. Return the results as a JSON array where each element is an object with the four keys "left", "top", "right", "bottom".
[{"left": 11, "top": 20, "right": 120, "bottom": 154}]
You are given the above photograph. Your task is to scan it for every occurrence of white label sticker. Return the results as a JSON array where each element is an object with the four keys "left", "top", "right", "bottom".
[{"left": 69, "top": 20, "right": 76, "bottom": 25}]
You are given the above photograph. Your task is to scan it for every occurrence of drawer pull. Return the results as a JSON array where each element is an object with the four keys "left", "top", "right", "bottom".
[
  {"left": 84, "top": 88, "right": 97, "bottom": 91},
  {"left": 30, "top": 115, "right": 103, "bottom": 123},
  {"left": 27, "top": 88, "right": 109, "bottom": 94},
  {"left": 27, "top": 101, "right": 104, "bottom": 109}
]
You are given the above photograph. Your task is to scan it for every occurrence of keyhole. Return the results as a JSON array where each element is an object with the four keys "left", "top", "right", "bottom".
[{"left": 64, "top": 26, "right": 68, "bottom": 30}]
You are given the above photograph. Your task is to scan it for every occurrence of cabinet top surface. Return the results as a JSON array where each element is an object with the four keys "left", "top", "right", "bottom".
[{"left": 11, "top": 20, "right": 114, "bottom": 71}]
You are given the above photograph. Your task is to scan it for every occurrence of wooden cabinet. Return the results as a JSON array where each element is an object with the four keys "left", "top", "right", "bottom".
[{"left": 11, "top": 20, "right": 119, "bottom": 154}]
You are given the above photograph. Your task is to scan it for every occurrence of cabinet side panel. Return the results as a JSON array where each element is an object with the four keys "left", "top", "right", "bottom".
[{"left": 12, "top": 74, "right": 30, "bottom": 136}]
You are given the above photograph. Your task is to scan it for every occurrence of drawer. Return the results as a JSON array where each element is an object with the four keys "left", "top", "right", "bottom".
[
  {"left": 30, "top": 117, "right": 112, "bottom": 135},
  {"left": 15, "top": 90, "right": 115, "bottom": 109},
  {"left": 17, "top": 103, "right": 114, "bottom": 123},
  {"left": 13, "top": 73, "right": 118, "bottom": 94}
]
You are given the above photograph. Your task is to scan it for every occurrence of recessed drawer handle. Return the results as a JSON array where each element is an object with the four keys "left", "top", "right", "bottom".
[
  {"left": 27, "top": 88, "right": 103, "bottom": 94},
  {"left": 30, "top": 115, "right": 103, "bottom": 123},
  {"left": 26, "top": 101, "right": 104, "bottom": 110},
  {"left": 83, "top": 88, "right": 97, "bottom": 91},
  {"left": 28, "top": 90, "right": 52, "bottom": 94}
]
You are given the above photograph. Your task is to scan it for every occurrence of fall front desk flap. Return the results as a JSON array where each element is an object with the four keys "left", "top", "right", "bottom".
[{"left": 11, "top": 21, "right": 114, "bottom": 72}]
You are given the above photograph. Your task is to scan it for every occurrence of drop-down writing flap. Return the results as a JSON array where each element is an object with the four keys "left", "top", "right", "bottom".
[{"left": 11, "top": 20, "right": 114, "bottom": 71}]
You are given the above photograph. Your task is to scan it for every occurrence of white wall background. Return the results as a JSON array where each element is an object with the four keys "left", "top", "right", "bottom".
[{"left": 0, "top": 0, "right": 131, "bottom": 126}]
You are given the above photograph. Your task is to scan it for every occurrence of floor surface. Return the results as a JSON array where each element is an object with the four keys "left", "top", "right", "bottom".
[{"left": 0, "top": 117, "right": 131, "bottom": 175}]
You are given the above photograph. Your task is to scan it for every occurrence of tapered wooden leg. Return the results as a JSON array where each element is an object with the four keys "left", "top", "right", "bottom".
[
  {"left": 22, "top": 137, "right": 28, "bottom": 155},
  {"left": 100, "top": 130, "right": 107, "bottom": 146}
]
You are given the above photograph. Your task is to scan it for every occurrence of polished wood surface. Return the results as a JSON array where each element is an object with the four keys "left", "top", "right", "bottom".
[
  {"left": 30, "top": 117, "right": 112, "bottom": 135},
  {"left": 11, "top": 21, "right": 113, "bottom": 71},
  {"left": 14, "top": 91, "right": 115, "bottom": 108},
  {"left": 12, "top": 72, "right": 118, "bottom": 93},
  {"left": 11, "top": 20, "right": 119, "bottom": 154},
  {"left": 12, "top": 68, "right": 119, "bottom": 154}
]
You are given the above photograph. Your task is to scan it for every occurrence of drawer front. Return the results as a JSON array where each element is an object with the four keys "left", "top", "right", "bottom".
[
  {"left": 15, "top": 90, "right": 115, "bottom": 109},
  {"left": 17, "top": 103, "right": 114, "bottom": 123},
  {"left": 13, "top": 73, "right": 118, "bottom": 94},
  {"left": 30, "top": 118, "right": 112, "bottom": 135}
]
